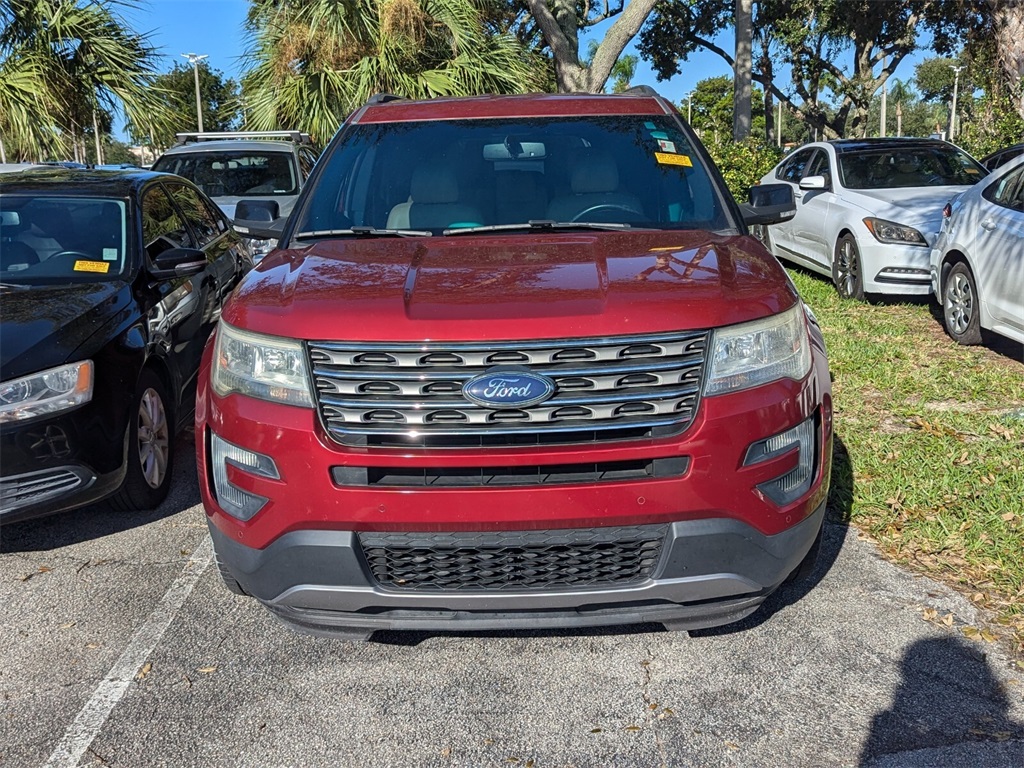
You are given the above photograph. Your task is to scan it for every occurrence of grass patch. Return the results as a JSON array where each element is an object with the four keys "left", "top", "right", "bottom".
[{"left": 790, "top": 268, "right": 1024, "bottom": 653}]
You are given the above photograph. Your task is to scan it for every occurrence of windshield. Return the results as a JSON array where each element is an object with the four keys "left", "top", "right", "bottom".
[
  {"left": 839, "top": 146, "right": 986, "bottom": 189},
  {"left": 0, "top": 195, "right": 129, "bottom": 284},
  {"left": 153, "top": 149, "right": 298, "bottom": 198},
  {"left": 295, "top": 115, "right": 731, "bottom": 236}
]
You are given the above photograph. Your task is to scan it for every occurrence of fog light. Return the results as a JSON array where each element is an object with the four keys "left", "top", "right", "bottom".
[
  {"left": 744, "top": 417, "right": 817, "bottom": 507},
  {"left": 210, "top": 431, "right": 279, "bottom": 521}
]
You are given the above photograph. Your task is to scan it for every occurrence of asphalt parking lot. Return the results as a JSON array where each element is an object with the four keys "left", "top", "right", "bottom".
[{"left": 2, "top": 432, "right": 1023, "bottom": 768}]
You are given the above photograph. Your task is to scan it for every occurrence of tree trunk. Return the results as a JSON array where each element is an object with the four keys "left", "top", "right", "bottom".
[
  {"left": 92, "top": 109, "right": 104, "bottom": 166},
  {"left": 525, "top": 0, "right": 659, "bottom": 93},
  {"left": 733, "top": 0, "right": 752, "bottom": 141},
  {"left": 989, "top": 0, "right": 1024, "bottom": 118}
]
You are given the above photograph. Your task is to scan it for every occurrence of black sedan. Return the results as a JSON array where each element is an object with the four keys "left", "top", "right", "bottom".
[{"left": 0, "top": 169, "right": 252, "bottom": 523}]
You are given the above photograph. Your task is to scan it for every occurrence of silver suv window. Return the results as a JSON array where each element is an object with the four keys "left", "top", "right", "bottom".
[{"left": 153, "top": 150, "right": 298, "bottom": 198}]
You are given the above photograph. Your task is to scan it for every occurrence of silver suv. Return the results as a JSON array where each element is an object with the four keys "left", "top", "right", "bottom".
[{"left": 152, "top": 131, "right": 319, "bottom": 254}]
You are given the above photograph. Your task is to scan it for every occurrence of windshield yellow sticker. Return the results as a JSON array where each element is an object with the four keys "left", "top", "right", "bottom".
[
  {"left": 74, "top": 260, "right": 110, "bottom": 273},
  {"left": 655, "top": 152, "right": 692, "bottom": 167}
]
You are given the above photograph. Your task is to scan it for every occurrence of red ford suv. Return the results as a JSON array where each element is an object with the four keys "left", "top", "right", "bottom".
[{"left": 197, "top": 90, "right": 833, "bottom": 639}]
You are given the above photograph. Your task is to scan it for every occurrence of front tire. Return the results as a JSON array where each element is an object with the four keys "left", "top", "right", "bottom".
[
  {"left": 832, "top": 235, "right": 865, "bottom": 301},
  {"left": 109, "top": 369, "right": 174, "bottom": 511},
  {"left": 942, "top": 262, "right": 982, "bottom": 345}
]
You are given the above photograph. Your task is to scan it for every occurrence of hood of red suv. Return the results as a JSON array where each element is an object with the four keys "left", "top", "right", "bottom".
[{"left": 223, "top": 230, "right": 798, "bottom": 342}]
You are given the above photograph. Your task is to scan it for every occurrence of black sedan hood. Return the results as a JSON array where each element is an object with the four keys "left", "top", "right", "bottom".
[{"left": 0, "top": 281, "right": 133, "bottom": 380}]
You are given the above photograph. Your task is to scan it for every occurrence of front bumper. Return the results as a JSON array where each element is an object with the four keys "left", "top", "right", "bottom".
[
  {"left": 860, "top": 239, "right": 933, "bottom": 295},
  {"left": 210, "top": 500, "right": 826, "bottom": 636},
  {"left": 0, "top": 407, "right": 128, "bottom": 523}
]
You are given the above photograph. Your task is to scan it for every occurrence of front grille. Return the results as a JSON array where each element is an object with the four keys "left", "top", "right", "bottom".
[
  {"left": 332, "top": 456, "right": 688, "bottom": 488},
  {"left": 308, "top": 331, "right": 708, "bottom": 447},
  {"left": 0, "top": 467, "right": 86, "bottom": 512},
  {"left": 358, "top": 525, "right": 668, "bottom": 591}
]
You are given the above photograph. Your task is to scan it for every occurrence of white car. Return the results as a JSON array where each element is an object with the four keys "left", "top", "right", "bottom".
[
  {"left": 758, "top": 139, "right": 988, "bottom": 300},
  {"left": 930, "top": 153, "right": 1024, "bottom": 345}
]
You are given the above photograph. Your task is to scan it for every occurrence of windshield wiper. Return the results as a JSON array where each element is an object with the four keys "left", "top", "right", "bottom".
[
  {"left": 294, "top": 226, "right": 432, "bottom": 240},
  {"left": 444, "top": 220, "right": 633, "bottom": 236}
]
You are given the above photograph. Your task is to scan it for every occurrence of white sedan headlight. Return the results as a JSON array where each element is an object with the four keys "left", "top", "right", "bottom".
[
  {"left": 863, "top": 217, "right": 928, "bottom": 246},
  {"left": 704, "top": 305, "right": 811, "bottom": 395},
  {"left": 0, "top": 361, "right": 94, "bottom": 423},
  {"left": 212, "top": 321, "right": 313, "bottom": 407}
]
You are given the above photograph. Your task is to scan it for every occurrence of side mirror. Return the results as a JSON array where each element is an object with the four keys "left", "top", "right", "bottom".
[
  {"left": 235, "top": 199, "right": 279, "bottom": 222},
  {"left": 799, "top": 175, "right": 828, "bottom": 191},
  {"left": 233, "top": 216, "right": 286, "bottom": 241},
  {"left": 149, "top": 247, "right": 207, "bottom": 280},
  {"left": 740, "top": 183, "right": 796, "bottom": 226}
]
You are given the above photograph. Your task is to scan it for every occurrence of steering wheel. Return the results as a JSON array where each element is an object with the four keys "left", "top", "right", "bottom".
[
  {"left": 51, "top": 251, "right": 94, "bottom": 260},
  {"left": 570, "top": 204, "right": 644, "bottom": 222}
]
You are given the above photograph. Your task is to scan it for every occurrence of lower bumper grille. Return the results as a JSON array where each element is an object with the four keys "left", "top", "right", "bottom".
[
  {"left": 0, "top": 466, "right": 89, "bottom": 512},
  {"left": 358, "top": 525, "right": 668, "bottom": 591}
]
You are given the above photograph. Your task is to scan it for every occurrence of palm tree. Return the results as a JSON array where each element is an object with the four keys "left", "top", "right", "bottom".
[
  {"left": 241, "top": 0, "right": 548, "bottom": 144},
  {"left": 0, "top": 0, "right": 168, "bottom": 162}
]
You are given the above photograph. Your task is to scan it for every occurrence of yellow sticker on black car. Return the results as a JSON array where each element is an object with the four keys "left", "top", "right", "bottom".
[
  {"left": 74, "top": 260, "right": 110, "bottom": 273},
  {"left": 655, "top": 152, "right": 693, "bottom": 167}
]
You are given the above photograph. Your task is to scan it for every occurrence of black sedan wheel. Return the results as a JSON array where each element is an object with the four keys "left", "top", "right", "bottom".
[
  {"left": 943, "top": 262, "right": 982, "bottom": 345},
  {"left": 832, "top": 235, "right": 865, "bottom": 301},
  {"left": 109, "top": 369, "right": 174, "bottom": 511}
]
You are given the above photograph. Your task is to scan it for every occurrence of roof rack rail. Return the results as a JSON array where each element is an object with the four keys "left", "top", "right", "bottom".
[
  {"left": 621, "top": 85, "right": 660, "bottom": 97},
  {"left": 366, "top": 93, "right": 404, "bottom": 105},
  {"left": 173, "top": 131, "right": 312, "bottom": 146}
]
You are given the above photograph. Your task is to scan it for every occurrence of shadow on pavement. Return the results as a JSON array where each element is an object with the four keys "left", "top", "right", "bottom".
[
  {"left": 859, "top": 635, "right": 1024, "bottom": 766},
  {"left": 0, "top": 432, "right": 201, "bottom": 553}
]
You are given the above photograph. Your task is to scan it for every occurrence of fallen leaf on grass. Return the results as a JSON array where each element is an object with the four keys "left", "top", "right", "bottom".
[
  {"left": 1001, "top": 512, "right": 1017, "bottom": 522},
  {"left": 136, "top": 662, "right": 152, "bottom": 681}
]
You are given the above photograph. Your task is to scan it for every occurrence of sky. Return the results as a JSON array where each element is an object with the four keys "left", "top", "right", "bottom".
[{"left": 122, "top": 0, "right": 928, "bottom": 137}]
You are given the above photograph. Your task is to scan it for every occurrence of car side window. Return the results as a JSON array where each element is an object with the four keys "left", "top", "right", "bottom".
[
  {"left": 778, "top": 149, "right": 813, "bottom": 183},
  {"left": 984, "top": 165, "right": 1024, "bottom": 212},
  {"left": 141, "top": 185, "right": 195, "bottom": 260},
  {"left": 164, "top": 182, "right": 221, "bottom": 246}
]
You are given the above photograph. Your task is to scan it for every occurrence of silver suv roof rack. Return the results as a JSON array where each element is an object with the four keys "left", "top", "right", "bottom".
[{"left": 173, "top": 131, "right": 312, "bottom": 146}]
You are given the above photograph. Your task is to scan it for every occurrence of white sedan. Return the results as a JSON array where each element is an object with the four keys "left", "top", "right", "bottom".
[
  {"left": 758, "top": 139, "right": 988, "bottom": 300},
  {"left": 931, "top": 153, "right": 1024, "bottom": 345}
]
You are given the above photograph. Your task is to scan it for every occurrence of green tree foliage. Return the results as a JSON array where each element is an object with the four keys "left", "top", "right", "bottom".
[
  {"left": 0, "top": 0, "right": 169, "bottom": 161},
  {"left": 686, "top": 75, "right": 765, "bottom": 142},
  {"left": 703, "top": 136, "right": 783, "bottom": 202},
  {"left": 640, "top": 0, "right": 987, "bottom": 140},
  {"left": 140, "top": 62, "right": 241, "bottom": 148},
  {"left": 241, "top": 0, "right": 547, "bottom": 144}
]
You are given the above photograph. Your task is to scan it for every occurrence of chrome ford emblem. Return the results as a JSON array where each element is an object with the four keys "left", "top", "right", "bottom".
[{"left": 463, "top": 369, "right": 555, "bottom": 408}]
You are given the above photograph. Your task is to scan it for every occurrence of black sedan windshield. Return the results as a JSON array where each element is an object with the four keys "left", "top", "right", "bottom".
[
  {"left": 0, "top": 196, "right": 128, "bottom": 283},
  {"left": 296, "top": 115, "right": 732, "bottom": 235}
]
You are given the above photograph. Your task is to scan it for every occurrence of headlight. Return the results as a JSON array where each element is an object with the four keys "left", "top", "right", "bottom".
[
  {"left": 0, "top": 361, "right": 94, "bottom": 424},
  {"left": 212, "top": 321, "right": 312, "bottom": 407},
  {"left": 863, "top": 217, "right": 927, "bottom": 246},
  {"left": 704, "top": 305, "right": 811, "bottom": 396}
]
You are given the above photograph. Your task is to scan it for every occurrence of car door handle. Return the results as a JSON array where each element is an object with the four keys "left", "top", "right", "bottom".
[
  {"left": 793, "top": 192, "right": 804, "bottom": 200},
  {"left": 980, "top": 218, "right": 997, "bottom": 231}
]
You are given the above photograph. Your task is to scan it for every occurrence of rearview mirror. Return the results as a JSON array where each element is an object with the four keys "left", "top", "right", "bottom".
[{"left": 740, "top": 183, "right": 796, "bottom": 226}]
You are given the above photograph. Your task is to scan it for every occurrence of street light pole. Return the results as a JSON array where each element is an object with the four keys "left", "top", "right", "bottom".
[
  {"left": 685, "top": 91, "right": 693, "bottom": 124},
  {"left": 182, "top": 53, "right": 208, "bottom": 133},
  {"left": 949, "top": 65, "right": 964, "bottom": 141}
]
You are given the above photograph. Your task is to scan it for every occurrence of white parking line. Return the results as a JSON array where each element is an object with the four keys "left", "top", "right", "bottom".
[{"left": 43, "top": 537, "right": 213, "bottom": 768}]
